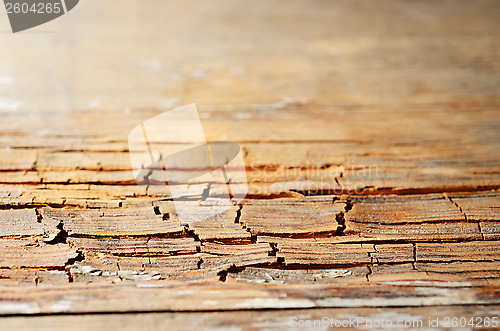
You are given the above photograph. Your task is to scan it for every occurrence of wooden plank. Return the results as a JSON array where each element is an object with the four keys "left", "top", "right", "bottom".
[
  {"left": 245, "top": 141, "right": 499, "bottom": 195},
  {"left": 0, "top": 281, "right": 497, "bottom": 315},
  {"left": 367, "top": 263, "right": 490, "bottom": 284},
  {"left": 417, "top": 241, "right": 500, "bottom": 262},
  {"left": 71, "top": 254, "right": 209, "bottom": 283},
  {"left": 276, "top": 240, "right": 373, "bottom": 266},
  {"left": 0, "top": 0, "right": 499, "bottom": 320},
  {"left": 0, "top": 171, "right": 41, "bottom": 185},
  {"left": 0, "top": 269, "right": 68, "bottom": 285},
  {"left": 344, "top": 194, "right": 483, "bottom": 241},
  {"left": 338, "top": 162, "right": 500, "bottom": 195},
  {"left": 0, "top": 209, "right": 43, "bottom": 237},
  {"left": 42, "top": 207, "right": 185, "bottom": 238},
  {"left": 40, "top": 170, "right": 136, "bottom": 185},
  {"left": 450, "top": 191, "right": 500, "bottom": 221},
  {"left": 68, "top": 237, "right": 198, "bottom": 256},
  {"left": 0, "top": 149, "right": 37, "bottom": 171},
  {"left": 346, "top": 194, "right": 464, "bottom": 224},
  {"left": 201, "top": 251, "right": 275, "bottom": 278},
  {"left": 481, "top": 221, "right": 500, "bottom": 240},
  {"left": 200, "top": 242, "right": 271, "bottom": 256},
  {"left": 0, "top": 269, "right": 38, "bottom": 285},
  {"left": 0, "top": 239, "right": 78, "bottom": 268},
  {"left": 0, "top": 187, "right": 31, "bottom": 206},
  {"left": 2, "top": 305, "right": 498, "bottom": 330},
  {"left": 0, "top": 138, "right": 128, "bottom": 152},
  {"left": 37, "top": 151, "right": 132, "bottom": 171},
  {"left": 345, "top": 221, "right": 482, "bottom": 241},
  {"left": 188, "top": 219, "right": 251, "bottom": 243},
  {"left": 240, "top": 198, "right": 345, "bottom": 237},
  {"left": 67, "top": 241, "right": 275, "bottom": 283}
]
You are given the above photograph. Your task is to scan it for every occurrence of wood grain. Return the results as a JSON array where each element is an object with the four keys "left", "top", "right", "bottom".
[{"left": 0, "top": 0, "right": 498, "bottom": 325}]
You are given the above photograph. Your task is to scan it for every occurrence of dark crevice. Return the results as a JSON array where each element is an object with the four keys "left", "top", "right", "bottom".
[
  {"left": 335, "top": 212, "right": 346, "bottom": 236},
  {"left": 44, "top": 221, "right": 68, "bottom": 244},
  {"left": 65, "top": 250, "right": 85, "bottom": 266},
  {"left": 64, "top": 250, "right": 85, "bottom": 283},
  {"left": 268, "top": 243, "right": 278, "bottom": 256},
  {"left": 0, "top": 203, "right": 67, "bottom": 210},
  {"left": 217, "top": 269, "right": 227, "bottom": 282},
  {"left": 34, "top": 209, "right": 43, "bottom": 223},
  {"left": 65, "top": 268, "right": 74, "bottom": 283},
  {"left": 334, "top": 197, "right": 352, "bottom": 236},
  {"left": 446, "top": 195, "right": 468, "bottom": 222},
  {"left": 234, "top": 204, "right": 243, "bottom": 223},
  {"left": 197, "top": 257, "right": 204, "bottom": 269},
  {"left": 153, "top": 206, "right": 161, "bottom": 215},
  {"left": 232, "top": 204, "right": 256, "bottom": 244},
  {"left": 344, "top": 200, "right": 353, "bottom": 212},
  {"left": 289, "top": 189, "right": 343, "bottom": 196},
  {"left": 478, "top": 222, "right": 485, "bottom": 241},
  {"left": 366, "top": 265, "right": 372, "bottom": 282},
  {"left": 367, "top": 250, "right": 374, "bottom": 282},
  {"left": 183, "top": 226, "right": 201, "bottom": 242},
  {"left": 277, "top": 257, "right": 286, "bottom": 269},
  {"left": 217, "top": 264, "right": 246, "bottom": 282}
]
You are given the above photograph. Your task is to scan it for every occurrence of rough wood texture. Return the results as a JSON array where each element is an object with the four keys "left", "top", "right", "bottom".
[
  {"left": 0, "top": 209, "right": 43, "bottom": 237},
  {"left": 240, "top": 198, "right": 345, "bottom": 237},
  {"left": 42, "top": 207, "right": 185, "bottom": 238},
  {"left": 0, "top": 239, "right": 78, "bottom": 268},
  {"left": 0, "top": 0, "right": 499, "bottom": 328}
]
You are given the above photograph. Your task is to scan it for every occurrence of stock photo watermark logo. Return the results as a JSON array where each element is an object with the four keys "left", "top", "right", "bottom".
[
  {"left": 3, "top": 0, "right": 79, "bottom": 33},
  {"left": 128, "top": 104, "right": 248, "bottom": 226}
]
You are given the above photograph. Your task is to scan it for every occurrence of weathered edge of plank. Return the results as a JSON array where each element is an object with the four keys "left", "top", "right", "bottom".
[
  {"left": 0, "top": 281, "right": 498, "bottom": 315},
  {"left": 1, "top": 305, "right": 498, "bottom": 331}
]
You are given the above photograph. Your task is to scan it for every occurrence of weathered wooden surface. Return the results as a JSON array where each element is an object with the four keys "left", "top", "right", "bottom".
[{"left": 0, "top": 0, "right": 499, "bottom": 329}]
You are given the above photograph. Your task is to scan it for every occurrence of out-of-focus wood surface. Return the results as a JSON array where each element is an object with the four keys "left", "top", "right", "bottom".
[{"left": 0, "top": 0, "right": 499, "bottom": 329}]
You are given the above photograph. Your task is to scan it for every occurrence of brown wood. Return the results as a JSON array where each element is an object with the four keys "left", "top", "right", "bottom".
[
  {"left": 0, "top": 0, "right": 499, "bottom": 327},
  {"left": 240, "top": 198, "right": 345, "bottom": 237},
  {"left": 1, "top": 305, "right": 497, "bottom": 331},
  {"left": 0, "top": 239, "right": 78, "bottom": 268},
  {"left": 42, "top": 207, "right": 185, "bottom": 237}
]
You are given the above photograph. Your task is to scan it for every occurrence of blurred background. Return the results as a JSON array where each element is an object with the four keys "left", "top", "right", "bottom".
[{"left": 1, "top": 1, "right": 499, "bottom": 115}]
